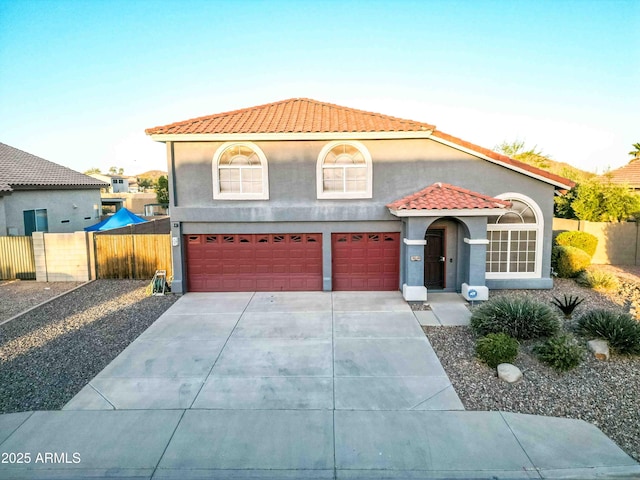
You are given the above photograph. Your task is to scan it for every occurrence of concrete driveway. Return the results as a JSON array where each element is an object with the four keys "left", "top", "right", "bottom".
[
  {"left": 1, "top": 291, "right": 638, "bottom": 479},
  {"left": 64, "top": 291, "right": 462, "bottom": 412}
]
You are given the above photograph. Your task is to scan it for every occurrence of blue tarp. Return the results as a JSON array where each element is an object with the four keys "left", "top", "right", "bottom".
[{"left": 84, "top": 208, "right": 147, "bottom": 231}]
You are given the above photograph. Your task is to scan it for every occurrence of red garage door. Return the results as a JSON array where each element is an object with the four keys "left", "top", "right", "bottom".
[
  {"left": 332, "top": 232, "right": 400, "bottom": 291},
  {"left": 185, "top": 234, "right": 322, "bottom": 292}
]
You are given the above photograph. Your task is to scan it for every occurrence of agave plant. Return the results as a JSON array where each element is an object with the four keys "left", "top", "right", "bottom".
[{"left": 551, "top": 294, "right": 584, "bottom": 319}]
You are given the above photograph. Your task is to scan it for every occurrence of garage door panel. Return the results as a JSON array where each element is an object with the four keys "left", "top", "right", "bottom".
[
  {"left": 185, "top": 234, "right": 322, "bottom": 292},
  {"left": 332, "top": 232, "right": 399, "bottom": 291}
]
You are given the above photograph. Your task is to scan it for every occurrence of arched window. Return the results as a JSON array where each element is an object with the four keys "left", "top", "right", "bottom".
[
  {"left": 486, "top": 193, "right": 543, "bottom": 278},
  {"left": 213, "top": 142, "right": 269, "bottom": 200},
  {"left": 317, "top": 141, "right": 372, "bottom": 199}
]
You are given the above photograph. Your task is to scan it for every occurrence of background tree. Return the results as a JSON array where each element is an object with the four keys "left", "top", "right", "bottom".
[
  {"left": 156, "top": 175, "right": 169, "bottom": 205},
  {"left": 108, "top": 166, "right": 125, "bottom": 175},
  {"left": 566, "top": 178, "right": 640, "bottom": 222},
  {"left": 137, "top": 177, "right": 154, "bottom": 191},
  {"left": 495, "top": 140, "right": 551, "bottom": 169},
  {"left": 84, "top": 167, "right": 101, "bottom": 174},
  {"left": 629, "top": 142, "right": 640, "bottom": 160}
]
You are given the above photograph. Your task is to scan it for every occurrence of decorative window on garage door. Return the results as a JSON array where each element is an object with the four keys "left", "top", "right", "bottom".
[
  {"left": 486, "top": 194, "right": 543, "bottom": 279},
  {"left": 317, "top": 141, "right": 372, "bottom": 199},
  {"left": 213, "top": 142, "right": 269, "bottom": 200}
]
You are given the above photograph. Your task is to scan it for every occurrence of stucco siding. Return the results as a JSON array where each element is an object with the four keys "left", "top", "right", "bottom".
[
  {"left": 0, "top": 197, "right": 6, "bottom": 235},
  {"left": 168, "top": 137, "right": 557, "bottom": 292},
  {"left": 3, "top": 189, "right": 101, "bottom": 235}
]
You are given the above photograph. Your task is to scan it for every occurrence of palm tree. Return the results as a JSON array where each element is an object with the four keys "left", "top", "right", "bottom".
[{"left": 629, "top": 143, "right": 640, "bottom": 160}]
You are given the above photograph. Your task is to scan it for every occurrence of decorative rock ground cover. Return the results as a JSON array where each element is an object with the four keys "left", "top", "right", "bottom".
[
  {"left": 425, "top": 273, "right": 640, "bottom": 462},
  {"left": 0, "top": 280, "right": 178, "bottom": 413}
]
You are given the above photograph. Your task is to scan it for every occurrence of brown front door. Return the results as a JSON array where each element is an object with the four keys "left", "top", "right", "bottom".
[{"left": 424, "top": 229, "right": 445, "bottom": 288}]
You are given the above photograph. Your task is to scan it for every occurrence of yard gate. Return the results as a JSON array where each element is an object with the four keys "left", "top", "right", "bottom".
[
  {"left": 0, "top": 236, "right": 36, "bottom": 280},
  {"left": 94, "top": 234, "right": 172, "bottom": 279}
]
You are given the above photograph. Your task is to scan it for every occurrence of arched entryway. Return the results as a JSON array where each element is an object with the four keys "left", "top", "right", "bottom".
[{"left": 424, "top": 218, "right": 468, "bottom": 292}]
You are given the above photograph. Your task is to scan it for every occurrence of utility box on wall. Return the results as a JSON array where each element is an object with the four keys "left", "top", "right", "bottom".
[{"left": 462, "top": 283, "right": 488, "bottom": 301}]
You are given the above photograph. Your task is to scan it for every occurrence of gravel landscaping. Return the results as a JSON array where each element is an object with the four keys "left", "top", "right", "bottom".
[
  {"left": 0, "top": 280, "right": 85, "bottom": 323},
  {"left": 424, "top": 271, "right": 640, "bottom": 462},
  {"left": 0, "top": 280, "right": 178, "bottom": 413}
]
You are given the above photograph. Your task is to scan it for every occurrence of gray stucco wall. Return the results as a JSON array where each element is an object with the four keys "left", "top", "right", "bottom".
[
  {"left": 2, "top": 189, "right": 101, "bottom": 235},
  {"left": 166, "top": 137, "right": 557, "bottom": 292},
  {"left": 0, "top": 197, "right": 6, "bottom": 236}
]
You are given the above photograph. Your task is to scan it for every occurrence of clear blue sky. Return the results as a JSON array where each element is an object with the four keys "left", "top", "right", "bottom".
[{"left": 1, "top": 0, "right": 638, "bottom": 176}]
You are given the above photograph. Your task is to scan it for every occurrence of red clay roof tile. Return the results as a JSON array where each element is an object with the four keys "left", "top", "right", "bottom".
[
  {"left": 146, "top": 98, "right": 574, "bottom": 188},
  {"left": 387, "top": 183, "right": 511, "bottom": 211},
  {"left": 604, "top": 159, "right": 640, "bottom": 188},
  {"left": 145, "top": 98, "right": 436, "bottom": 135}
]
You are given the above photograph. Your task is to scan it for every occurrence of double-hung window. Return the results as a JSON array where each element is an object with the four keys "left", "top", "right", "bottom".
[
  {"left": 317, "top": 141, "right": 372, "bottom": 199},
  {"left": 213, "top": 142, "right": 269, "bottom": 200}
]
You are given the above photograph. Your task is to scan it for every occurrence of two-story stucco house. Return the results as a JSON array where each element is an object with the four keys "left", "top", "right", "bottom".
[{"left": 146, "top": 98, "right": 573, "bottom": 300}]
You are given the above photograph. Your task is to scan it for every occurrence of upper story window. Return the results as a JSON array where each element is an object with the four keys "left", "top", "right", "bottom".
[
  {"left": 213, "top": 142, "right": 269, "bottom": 200},
  {"left": 486, "top": 194, "right": 543, "bottom": 279},
  {"left": 317, "top": 141, "right": 372, "bottom": 199}
]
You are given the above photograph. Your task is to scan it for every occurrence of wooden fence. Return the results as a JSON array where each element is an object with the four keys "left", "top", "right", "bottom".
[
  {"left": 0, "top": 236, "right": 36, "bottom": 280},
  {"left": 94, "top": 234, "right": 172, "bottom": 279}
]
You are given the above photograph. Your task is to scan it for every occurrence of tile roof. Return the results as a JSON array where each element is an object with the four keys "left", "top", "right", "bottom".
[
  {"left": 0, "top": 142, "right": 107, "bottom": 193},
  {"left": 387, "top": 182, "right": 511, "bottom": 211},
  {"left": 145, "top": 98, "right": 435, "bottom": 135},
  {"left": 145, "top": 98, "right": 574, "bottom": 188},
  {"left": 605, "top": 159, "right": 640, "bottom": 188}
]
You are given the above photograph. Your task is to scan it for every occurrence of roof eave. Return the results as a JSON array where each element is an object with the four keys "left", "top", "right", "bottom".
[
  {"left": 146, "top": 130, "right": 435, "bottom": 142},
  {"left": 428, "top": 135, "right": 574, "bottom": 190},
  {"left": 388, "top": 207, "right": 510, "bottom": 217}
]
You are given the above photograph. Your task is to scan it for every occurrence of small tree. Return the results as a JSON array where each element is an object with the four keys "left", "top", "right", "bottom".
[
  {"left": 156, "top": 175, "right": 169, "bottom": 206},
  {"left": 84, "top": 167, "right": 101, "bottom": 175},
  {"left": 495, "top": 140, "right": 551, "bottom": 169},
  {"left": 629, "top": 142, "right": 640, "bottom": 159}
]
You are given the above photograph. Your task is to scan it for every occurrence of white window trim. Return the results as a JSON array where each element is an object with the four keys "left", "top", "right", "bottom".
[
  {"left": 212, "top": 142, "right": 269, "bottom": 200},
  {"left": 316, "top": 140, "right": 373, "bottom": 199},
  {"left": 485, "top": 192, "right": 544, "bottom": 279}
]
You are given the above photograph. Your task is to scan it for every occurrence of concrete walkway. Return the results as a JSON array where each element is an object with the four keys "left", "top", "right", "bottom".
[
  {"left": 414, "top": 292, "right": 472, "bottom": 327},
  {"left": 0, "top": 291, "right": 638, "bottom": 479}
]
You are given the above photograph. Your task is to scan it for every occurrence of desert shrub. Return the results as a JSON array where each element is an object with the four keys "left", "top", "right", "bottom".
[
  {"left": 476, "top": 333, "right": 519, "bottom": 368},
  {"left": 470, "top": 296, "right": 560, "bottom": 340},
  {"left": 550, "top": 294, "right": 584, "bottom": 319},
  {"left": 533, "top": 334, "right": 584, "bottom": 371},
  {"left": 576, "top": 309, "right": 640, "bottom": 355},
  {"left": 576, "top": 270, "right": 620, "bottom": 292},
  {"left": 555, "top": 231, "right": 598, "bottom": 257},
  {"left": 552, "top": 245, "right": 591, "bottom": 278}
]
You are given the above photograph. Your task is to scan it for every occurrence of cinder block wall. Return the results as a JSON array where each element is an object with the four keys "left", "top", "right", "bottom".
[
  {"left": 553, "top": 218, "right": 639, "bottom": 265},
  {"left": 33, "top": 232, "right": 92, "bottom": 282}
]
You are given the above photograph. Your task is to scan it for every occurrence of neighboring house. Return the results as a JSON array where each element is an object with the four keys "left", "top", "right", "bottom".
[
  {"left": 604, "top": 158, "right": 640, "bottom": 191},
  {"left": 0, "top": 142, "right": 107, "bottom": 236},
  {"left": 88, "top": 173, "right": 130, "bottom": 193},
  {"left": 146, "top": 98, "right": 573, "bottom": 299}
]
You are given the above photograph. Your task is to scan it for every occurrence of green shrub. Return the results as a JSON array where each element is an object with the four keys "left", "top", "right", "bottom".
[
  {"left": 552, "top": 245, "right": 591, "bottom": 278},
  {"left": 533, "top": 334, "right": 584, "bottom": 371},
  {"left": 576, "top": 270, "right": 620, "bottom": 292},
  {"left": 476, "top": 333, "right": 519, "bottom": 368},
  {"left": 576, "top": 309, "right": 640, "bottom": 355},
  {"left": 555, "top": 231, "right": 598, "bottom": 257},
  {"left": 470, "top": 296, "right": 560, "bottom": 340}
]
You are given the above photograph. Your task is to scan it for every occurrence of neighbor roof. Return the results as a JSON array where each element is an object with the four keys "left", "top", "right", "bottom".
[
  {"left": 0, "top": 142, "right": 107, "bottom": 193},
  {"left": 145, "top": 98, "right": 574, "bottom": 189},
  {"left": 387, "top": 182, "right": 511, "bottom": 212},
  {"left": 604, "top": 159, "right": 640, "bottom": 188}
]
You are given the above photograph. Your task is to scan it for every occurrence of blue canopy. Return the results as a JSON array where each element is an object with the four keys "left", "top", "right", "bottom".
[{"left": 85, "top": 208, "right": 147, "bottom": 231}]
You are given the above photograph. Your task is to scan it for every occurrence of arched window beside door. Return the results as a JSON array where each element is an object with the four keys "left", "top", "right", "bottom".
[{"left": 486, "top": 193, "right": 543, "bottom": 278}]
